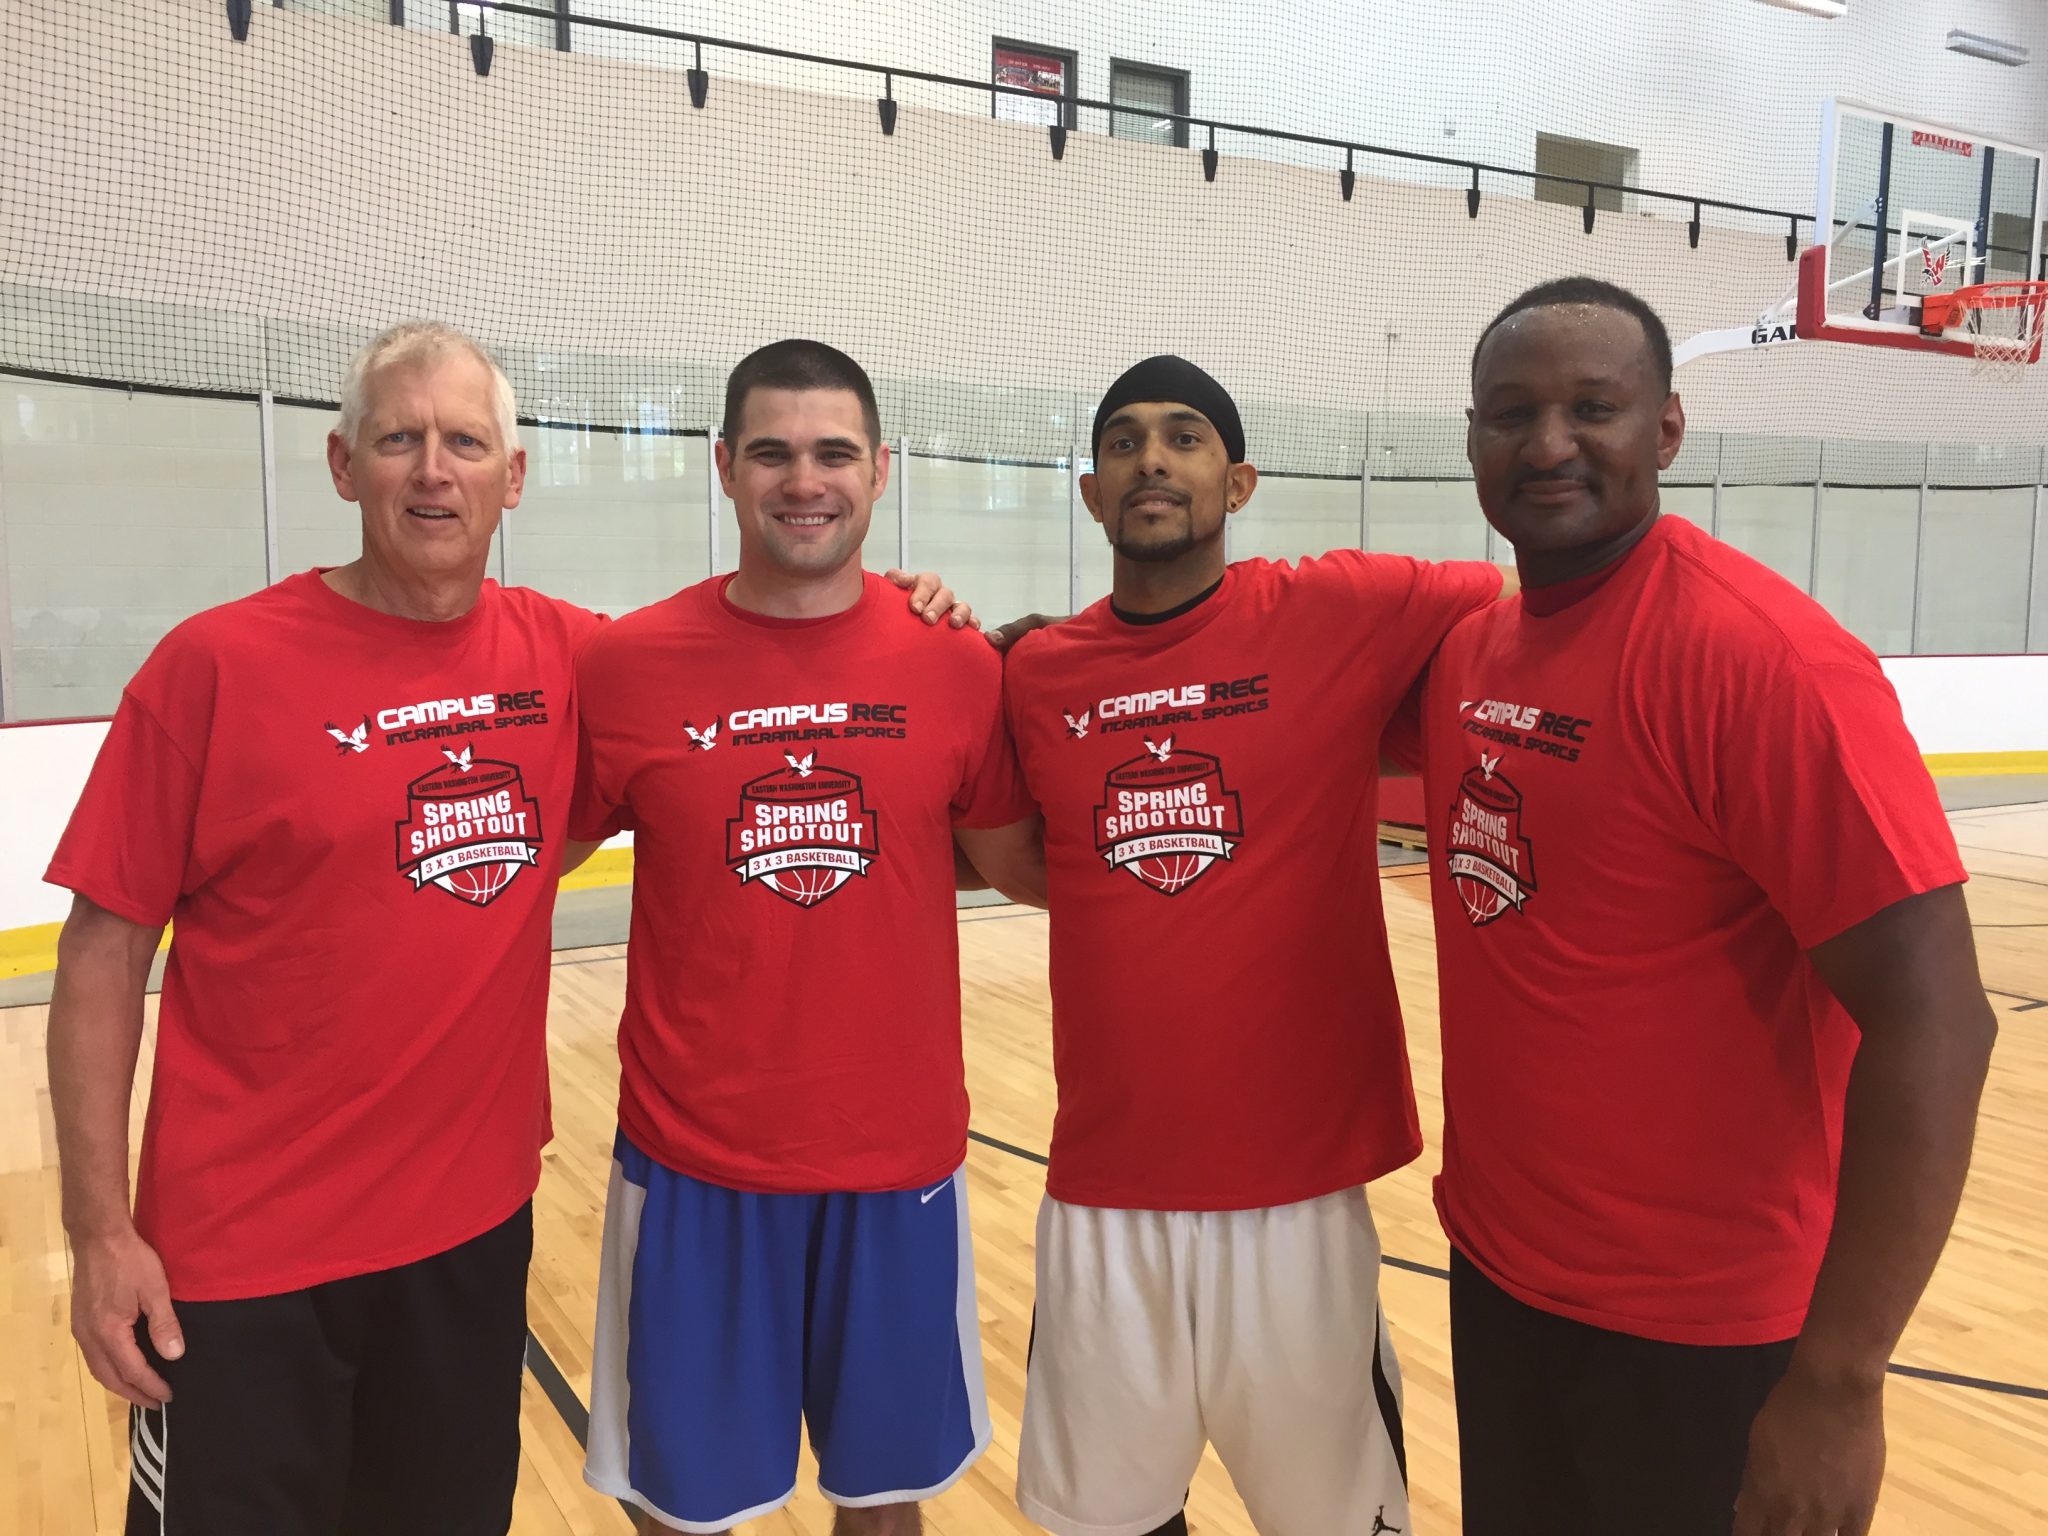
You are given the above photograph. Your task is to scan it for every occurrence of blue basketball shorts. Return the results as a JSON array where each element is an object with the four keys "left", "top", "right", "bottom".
[{"left": 583, "top": 1129, "right": 991, "bottom": 1531}]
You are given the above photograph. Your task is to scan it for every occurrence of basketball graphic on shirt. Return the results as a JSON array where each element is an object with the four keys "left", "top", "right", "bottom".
[
  {"left": 725, "top": 761, "right": 880, "bottom": 907},
  {"left": 1445, "top": 755, "right": 1537, "bottom": 927},
  {"left": 394, "top": 756, "right": 545, "bottom": 908},
  {"left": 1093, "top": 742, "right": 1245, "bottom": 896}
]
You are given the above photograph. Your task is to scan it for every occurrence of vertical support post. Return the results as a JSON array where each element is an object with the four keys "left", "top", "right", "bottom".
[
  {"left": 2027, "top": 471, "right": 2044, "bottom": 653},
  {"left": 1909, "top": 443, "right": 1928, "bottom": 654},
  {"left": 259, "top": 390, "right": 280, "bottom": 585},
  {"left": 896, "top": 437, "right": 910, "bottom": 571},
  {"left": 1808, "top": 443, "right": 1824, "bottom": 597},
  {"left": 1068, "top": 448, "right": 1082, "bottom": 614},
  {"left": 1866, "top": 123, "right": 1895, "bottom": 321},
  {"left": 705, "top": 426, "right": 721, "bottom": 577},
  {"left": 390, "top": 0, "right": 405, "bottom": 24},
  {"left": 1710, "top": 435, "right": 1724, "bottom": 539},
  {"left": 553, "top": 0, "right": 570, "bottom": 51},
  {"left": 0, "top": 434, "right": 15, "bottom": 721},
  {"left": 1358, "top": 455, "right": 1371, "bottom": 551},
  {"left": 1974, "top": 146, "right": 1996, "bottom": 279}
]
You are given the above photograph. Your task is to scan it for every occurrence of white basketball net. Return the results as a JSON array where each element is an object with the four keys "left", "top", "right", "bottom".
[
  {"left": 1971, "top": 330, "right": 2037, "bottom": 384},
  {"left": 1962, "top": 290, "right": 2046, "bottom": 384}
]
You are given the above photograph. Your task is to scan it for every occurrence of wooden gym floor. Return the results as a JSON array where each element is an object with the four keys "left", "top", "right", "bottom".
[{"left": 6, "top": 803, "right": 2046, "bottom": 1534}]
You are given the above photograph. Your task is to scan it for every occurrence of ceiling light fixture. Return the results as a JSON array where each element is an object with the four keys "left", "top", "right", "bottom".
[
  {"left": 1756, "top": 0, "right": 1848, "bottom": 16},
  {"left": 1945, "top": 29, "right": 2028, "bottom": 67}
]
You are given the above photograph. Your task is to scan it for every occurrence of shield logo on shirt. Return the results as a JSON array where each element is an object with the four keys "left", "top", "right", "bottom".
[
  {"left": 394, "top": 757, "right": 545, "bottom": 907},
  {"left": 1445, "top": 757, "right": 1538, "bottom": 926},
  {"left": 725, "top": 762, "right": 880, "bottom": 907},
  {"left": 1093, "top": 744, "right": 1245, "bottom": 896}
]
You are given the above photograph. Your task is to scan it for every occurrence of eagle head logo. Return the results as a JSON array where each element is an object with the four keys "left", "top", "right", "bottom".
[
  {"left": 324, "top": 716, "right": 370, "bottom": 755},
  {"left": 784, "top": 751, "right": 816, "bottom": 778},
  {"left": 685, "top": 719, "right": 720, "bottom": 751},
  {"left": 1062, "top": 707, "right": 1092, "bottom": 740}
]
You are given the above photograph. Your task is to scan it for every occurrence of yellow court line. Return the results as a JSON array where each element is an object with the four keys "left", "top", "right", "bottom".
[{"left": 0, "top": 851, "right": 644, "bottom": 981}]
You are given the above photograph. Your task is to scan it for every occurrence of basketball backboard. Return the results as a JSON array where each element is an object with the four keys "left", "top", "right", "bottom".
[
  {"left": 1800, "top": 100, "right": 2043, "bottom": 361},
  {"left": 1673, "top": 99, "right": 2045, "bottom": 371}
]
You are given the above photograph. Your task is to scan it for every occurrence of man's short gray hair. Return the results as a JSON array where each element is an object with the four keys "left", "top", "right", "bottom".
[{"left": 336, "top": 321, "right": 520, "bottom": 449}]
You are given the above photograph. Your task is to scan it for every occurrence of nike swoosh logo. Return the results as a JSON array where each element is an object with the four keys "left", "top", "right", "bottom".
[{"left": 919, "top": 1183, "right": 949, "bottom": 1204}]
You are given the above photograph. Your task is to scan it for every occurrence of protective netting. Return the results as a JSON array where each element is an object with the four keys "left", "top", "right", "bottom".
[{"left": 4, "top": 0, "right": 2045, "bottom": 475}]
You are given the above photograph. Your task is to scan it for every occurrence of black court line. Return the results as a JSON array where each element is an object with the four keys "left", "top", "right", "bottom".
[
  {"left": 523, "top": 1330, "right": 637, "bottom": 1524},
  {"left": 2014, "top": 1000, "right": 2046, "bottom": 1013},
  {"left": 968, "top": 1128, "right": 1050, "bottom": 1165},
  {"left": 1966, "top": 869, "right": 2048, "bottom": 892},
  {"left": 959, "top": 1130, "right": 2048, "bottom": 1402},
  {"left": 1987, "top": 986, "right": 2048, "bottom": 1008},
  {"left": 1886, "top": 1363, "right": 2048, "bottom": 1401}
]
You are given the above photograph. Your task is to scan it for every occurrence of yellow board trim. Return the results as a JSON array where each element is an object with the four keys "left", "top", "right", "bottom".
[
  {"left": 1922, "top": 751, "right": 2048, "bottom": 778},
  {"left": 6, "top": 749, "right": 2045, "bottom": 982}
]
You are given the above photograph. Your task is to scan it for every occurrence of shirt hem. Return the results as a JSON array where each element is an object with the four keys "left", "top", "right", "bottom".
[
  {"left": 1440, "top": 1211, "right": 1810, "bottom": 1347},
  {"left": 1045, "top": 1141, "right": 1420, "bottom": 1213},
  {"left": 619, "top": 1117, "right": 970, "bottom": 1196},
  {"left": 42, "top": 866, "right": 171, "bottom": 931},
  {"left": 153, "top": 1181, "right": 538, "bottom": 1303}
]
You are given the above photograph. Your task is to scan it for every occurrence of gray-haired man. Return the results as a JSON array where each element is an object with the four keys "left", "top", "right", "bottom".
[{"left": 44, "top": 322, "right": 968, "bottom": 1535}]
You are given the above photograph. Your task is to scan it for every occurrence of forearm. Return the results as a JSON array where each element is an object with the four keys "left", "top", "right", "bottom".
[
  {"left": 48, "top": 913, "right": 160, "bottom": 1240},
  {"left": 953, "top": 819, "right": 1049, "bottom": 908},
  {"left": 1793, "top": 1003, "right": 1993, "bottom": 1387}
]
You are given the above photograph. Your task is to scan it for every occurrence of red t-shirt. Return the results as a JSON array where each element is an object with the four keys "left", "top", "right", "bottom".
[
  {"left": 1389, "top": 515, "right": 1966, "bottom": 1345},
  {"left": 1003, "top": 553, "right": 1502, "bottom": 1211},
  {"left": 46, "top": 572, "right": 601, "bottom": 1301},
  {"left": 570, "top": 571, "right": 1032, "bottom": 1194}
]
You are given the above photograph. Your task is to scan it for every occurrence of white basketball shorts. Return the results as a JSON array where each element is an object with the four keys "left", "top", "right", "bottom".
[{"left": 1016, "top": 1187, "right": 1409, "bottom": 1536}]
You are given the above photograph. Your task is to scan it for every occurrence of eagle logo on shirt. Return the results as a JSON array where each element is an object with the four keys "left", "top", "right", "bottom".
[
  {"left": 1062, "top": 708, "right": 1092, "bottom": 740},
  {"left": 783, "top": 751, "right": 816, "bottom": 779},
  {"left": 442, "top": 745, "right": 474, "bottom": 772},
  {"left": 685, "top": 719, "right": 719, "bottom": 751},
  {"left": 1143, "top": 735, "right": 1175, "bottom": 762},
  {"left": 324, "top": 716, "right": 371, "bottom": 755}
]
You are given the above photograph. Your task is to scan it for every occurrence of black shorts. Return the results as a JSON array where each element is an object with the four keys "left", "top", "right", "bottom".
[
  {"left": 126, "top": 1202, "right": 532, "bottom": 1536},
  {"left": 1449, "top": 1247, "right": 1795, "bottom": 1536}
]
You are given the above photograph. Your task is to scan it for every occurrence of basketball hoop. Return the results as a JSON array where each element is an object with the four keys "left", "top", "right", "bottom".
[{"left": 1919, "top": 280, "right": 2048, "bottom": 382}]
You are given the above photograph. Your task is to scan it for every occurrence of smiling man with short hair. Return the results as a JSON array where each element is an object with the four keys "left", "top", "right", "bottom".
[
  {"left": 1389, "top": 277, "right": 1996, "bottom": 1536},
  {"left": 571, "top": 338, "right": 1040, "bottom": 1536}
]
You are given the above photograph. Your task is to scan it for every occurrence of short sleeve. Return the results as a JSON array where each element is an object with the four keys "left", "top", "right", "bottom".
[
  {"left": 567, "top": 713, "right": 629, "bottom": 843},
  {"left": 44, "top": 690, "right": 205, "bottom": 928},
  {"left": 1703, "top": 662, "right": 1965, "bottom": 949},
  {"left": 567, "top": 638, "right": 631, "bottom": 842},
  {"left": 1301, "top": 552, "right": 1500, "bottom": 695},
  {"left": 953, "top": 676, "right": 1035, "bottom": 829}
]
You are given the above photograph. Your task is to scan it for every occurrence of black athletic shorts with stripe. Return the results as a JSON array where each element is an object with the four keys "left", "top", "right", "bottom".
[
  {"left": 125, "top": 1203, "right": 531, "bottom": 1536},
  {"left": 1450, "top": 1247, "right": 1796, "bottom": 1536}
]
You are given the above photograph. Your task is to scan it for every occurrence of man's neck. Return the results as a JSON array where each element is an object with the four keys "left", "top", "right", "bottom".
[
  {"left": 1110, "top": 548, "right": 1229, "bottom": 616},
  {"left": 323, "top": 557, "right": 484, "bottom": 623},
  {"left": 725, "top": 558, "right": 866, "bottom": 620},
  {"left": 1515, "top": 504, "right": 1661, "bottom": 590}
]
